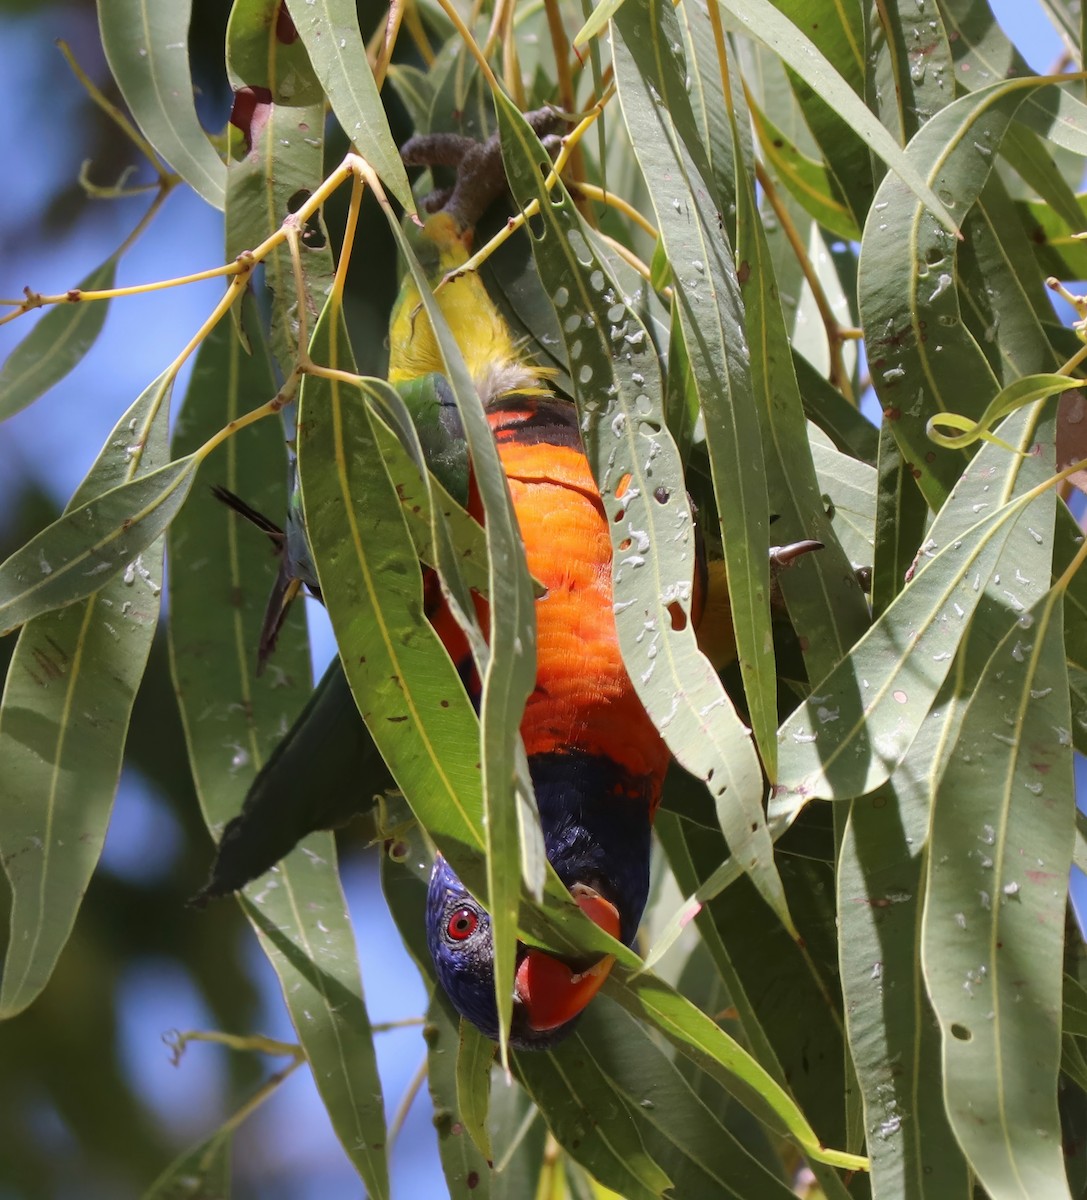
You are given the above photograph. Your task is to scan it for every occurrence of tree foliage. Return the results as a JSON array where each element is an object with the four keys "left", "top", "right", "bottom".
[{"left": 2, "top": 0, "right": 1087, "bottom": 1197}]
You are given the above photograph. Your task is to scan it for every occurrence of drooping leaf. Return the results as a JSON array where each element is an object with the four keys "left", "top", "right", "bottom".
[
  {"left": 0, "top": 368, "right": 173, "bottom": 1018},
  {"left": 0, "top": 454, "right": 198, "bottom": 637},
  {"left": 282, "top": 0, "right": 413, "bottom": 211},
  {"left": 771, "top": 402, "right": 1056, "bottom": 812},
  {"left": 169, "top": 306, "right": 389, "bottom": 1198},
  {"left": 922, "top": 422, "right": 1073, "bottom": 1200},
  {"left": 858, "top": 77, "right": 1050, "bottom": 510},
  {"left": 98, "top": 0, "right": 226, "bottom": 208}
]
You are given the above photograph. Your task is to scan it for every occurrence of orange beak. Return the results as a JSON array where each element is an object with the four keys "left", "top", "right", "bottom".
[{"left": 514, "top": 885, "right": 621, "bottom": 1032}]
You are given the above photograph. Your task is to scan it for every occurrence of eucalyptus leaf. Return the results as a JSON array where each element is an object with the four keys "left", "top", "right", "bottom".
[
  {"left": 98, "top": 0, "right": 226, "bottom": 208},
  {"left": 0, "top": 260, "right": 116, "bottom": 423}
]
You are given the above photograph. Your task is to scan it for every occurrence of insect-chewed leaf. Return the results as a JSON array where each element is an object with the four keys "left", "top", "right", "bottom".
[
  {"left": 858, "top": 77, "right": 1050, "bottom": 509},
  {"left": 0, "top": 367, "right": 173, "bottom": 1019},
  {"left": 0, "top": 455, "right": 198, "bottom": 636},
  {"left": 0, "top": 260, "right": 116, "bottom": 423},
  {"left": 98, "top": 0, "right": 226, "bottom": 208},
  {"left": 282, "top": 0, "right": 413, "bottom": 211},
  {"left": 612, "top": 0, "right": 779, "bottom": 766},
  {"left": 771, "top": 402, "right": 1056, "bottom": 812},
  {"left": 922, "top": 429, "right": 1072, "bottom": 1200},
  {"left": 493, "top": 92, "right": 793, "bottom": 934},
  {"left": 169, "top": 306, "right": 389, "bottom": 1198}
]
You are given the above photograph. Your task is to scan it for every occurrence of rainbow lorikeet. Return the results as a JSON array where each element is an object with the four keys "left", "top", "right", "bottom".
[
  {"left": 387, "top": 122, "right": 684, "bottom": 1046},
  {"left": 202, "top": 116, "right": 820, "bottom": 1048}
]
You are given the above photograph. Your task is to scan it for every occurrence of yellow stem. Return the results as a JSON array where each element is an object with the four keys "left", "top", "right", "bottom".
[
  {"left": 433, "top": 0, "right": 502, "bottom": 92},
  {"left": 332, "top": 170, "right": 367, "bottom": 306},
  {"left": 403, "top": 0, "right": 436, "bottom": 65},
  {"left": 572, "top": 181, "right": 658, "bottom": 240},
  {"left": 304, "top": 363, "right": 366, "bottom": 388},
  {"left": 370, "top": 0, "right": 405, "bottom": 88}
]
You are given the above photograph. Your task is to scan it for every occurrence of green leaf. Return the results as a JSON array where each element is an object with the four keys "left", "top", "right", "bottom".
[
  {"left": 0, "top": 260, "right": 116, "bottom": 423},
  {"left": 169, "top": 307, "right": 389, "bottom": 1198},
  {"left": 282, "top": 0, "right": 414, "bottom": 212},
  {"left": 922, "top": 509, "right": 1072, "bottom": 1198},
  {"left": 808, "top": 424, "right": 877, "bottom": 572},
  {"left": 494, "top": 91, "right": 793, "bottom": 935},
  {"left": 940, "top": 0, "right": 1087, "bottom": 159},
  {"left": 98, "top": 0, "right": 226, "bottom": 208},
  {"left": 870, "top": 421, "right": 926, "bottom": 620},
  {"left": 868, "top": 0, "right": 954, "bottom": 142},
  {"left": 0, "top": 455, "right": 197, "bottom": 637},
  {"left": 927, "top": 373, "right": 1082, "bottom": 451},
  {"left": 296, "top": 300, "right": 486, "bottom": 877},
  {"left": 457, "top": 1020, "right": 495, "bottom": 1162},
  {"left": 225, "top": 0, "right": 335, "bottom": 375},
  {"left": 613, "top": 0, "right": 780, "bottom": 767},
  {"left": 427, "top": 994, "right": 493, "bottom": 1199},
  {"left": 730, "top": 73, "right": 871, "bottom": 685},
  {"left": 655, "top": 811, "right": 854, "bottom": 1200},
  {"left": 838, "top": 783, "right": 972, "bottom": 1198},
  {"left": 858, "top": 77, "right": 1050, "bottom": 510},
  {"left": 562, "top": 999, "right": 799, "bottom": 1198},
  {"left": 141, "top": 1129, "right": 231, "bottom": 1199},
  {"left": 771, "top": 402, "right": 1055, "bottom": 811},
  {"left": 747, "top": 98, "right": 860, "bottom": 242},
  {"left": 514, "top": 1041, "right": 673, "bottom": 1200},
  {"left": 602, "top": 969, "right": 867, "bottom": 1172},
  {"left": 0, "top": 367, "right": 173, "bottom": 1018}
]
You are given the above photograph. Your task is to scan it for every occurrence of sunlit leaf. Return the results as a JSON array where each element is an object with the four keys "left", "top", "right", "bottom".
[
  {"left": 282, "top": 0, "right": 413, "bottom": 211},
  {"left": 0, "top": 454, "right": 197, "bottom": 637},
  {"left": 858, "top": 77, "right": 1052, "bottom": 510},
  {"left": 923, "top": 492, "right": 1072, "bottom": 1199},
  {"left": 771, "top": 402, "right": 1055, "bottom": 812}
]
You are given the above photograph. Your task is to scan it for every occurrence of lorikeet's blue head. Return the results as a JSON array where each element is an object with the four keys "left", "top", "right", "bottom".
[{"left": 426, "top": 752, "right": 653, "bottom": 1048}]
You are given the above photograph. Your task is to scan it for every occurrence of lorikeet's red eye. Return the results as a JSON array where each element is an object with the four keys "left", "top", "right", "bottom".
[{"left": 447, "top": 908, "right": 478, "bottom": 941}]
